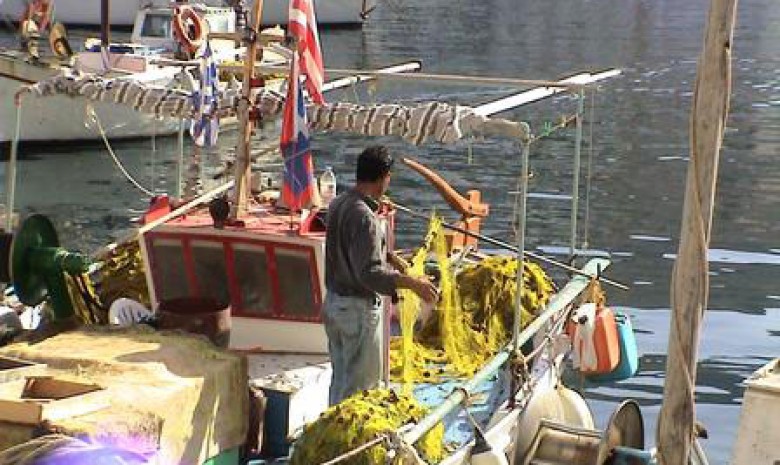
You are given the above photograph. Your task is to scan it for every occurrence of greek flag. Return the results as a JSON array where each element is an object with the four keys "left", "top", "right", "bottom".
[
  {"left": 190, "top": 42, "right": 219, "bottom": 147},
  {"left": 280, "top": 53, "right": 318, "bottom": 211}
]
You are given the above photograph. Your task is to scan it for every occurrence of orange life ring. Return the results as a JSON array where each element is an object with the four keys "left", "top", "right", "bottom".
[
  {"left": 20, "top": 0, "right": 52, "bottom": 33},
  {"left": 172, "top": 5, "right": 206, "bottom": 55}
]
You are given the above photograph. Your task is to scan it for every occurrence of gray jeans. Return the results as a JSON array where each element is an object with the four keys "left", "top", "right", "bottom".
[{"left": 323, "top": 292, "right": 383, "bottom": 405}]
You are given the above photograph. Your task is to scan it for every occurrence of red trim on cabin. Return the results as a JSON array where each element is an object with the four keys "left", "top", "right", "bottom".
[
  {"left": 306, "top": 248, "right": 322, "bottom": 313},
  {"left": 223, "top": 243, "right": 244, "bottom": 311},
  {"left": 144, "top": 230, "right": 324, "bottom": 323},
  {"left": 265, "top": 246, "right": 283, "bottom": 316},
  {"left": 181, "top": 239, "right": 200, "bottom": 296}
]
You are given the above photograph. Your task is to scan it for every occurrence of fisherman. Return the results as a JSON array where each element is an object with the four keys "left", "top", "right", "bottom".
[{"left": 324, "top": 145, "right": 438, "bottom": 405}]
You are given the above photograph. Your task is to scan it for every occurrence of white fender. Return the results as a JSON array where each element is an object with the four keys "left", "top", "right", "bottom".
[{"left": 557, "top": 385, "right": 595, "bottom": 430}]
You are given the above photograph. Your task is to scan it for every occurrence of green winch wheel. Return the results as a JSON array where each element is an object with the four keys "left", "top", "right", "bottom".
[
  {"left": 11, "top": 214, "right": 60, "bottom": 306},
  {"left": 10, "top": 214, "right": 91, "bottom": 321}
]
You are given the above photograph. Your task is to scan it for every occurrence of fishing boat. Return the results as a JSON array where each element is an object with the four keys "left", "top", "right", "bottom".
[
  {"left": 0, "top": 46, "right": 186, "bottom": 144},
  {"left": 0, "top": 69, "right": 639, "bottom": 465},
  {"left": 0, "top": 3, "right": 213, "bottom": 143},
  {"left": 0, "top": 0, "right": 376, "bottom": 28}
]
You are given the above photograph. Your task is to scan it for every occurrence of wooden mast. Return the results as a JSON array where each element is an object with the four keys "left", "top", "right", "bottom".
[
  {"left": 100, "top": 0, "right": 110, "bottom": 49},
  {"left": 231, "top": 0, "right": 265, "bottom": 219},
  {"left": 656, "top": 0, "right": 738, "bottom": 463}
]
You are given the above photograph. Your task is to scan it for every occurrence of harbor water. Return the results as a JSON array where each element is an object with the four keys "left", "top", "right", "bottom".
[{"left": 1, "top": 0, "right": 779, "bottom": 462}]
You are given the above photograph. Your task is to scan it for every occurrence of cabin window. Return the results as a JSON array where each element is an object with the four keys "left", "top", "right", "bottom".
[
  {"left": 233, "top": 244, "right": 274, "bottom": 316},
  {"left": 191, "top": 241, "right": 230, "bottom": 307},
  {"left": 205, "top": 16, "right": 231, "bottom": 33},
  {"left": 275, "top": 248, "right": 318, "bottom": 318},
  {"left": 151, "top": 239, "right": 190, "bottom": 302},
  {"left": 141, "top": 14, "right": 171, "bottom": 38}
]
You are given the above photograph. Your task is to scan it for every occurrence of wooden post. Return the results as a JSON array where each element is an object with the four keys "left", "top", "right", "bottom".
[
  {"left": 656, "top": 0, "right": 738, "bottom": 464},
  {"left": 230, "top": 0, "right": 265, "bottom": 219},
  {"left": 100, "top": 0, "right": 109, "bottom": 48}
]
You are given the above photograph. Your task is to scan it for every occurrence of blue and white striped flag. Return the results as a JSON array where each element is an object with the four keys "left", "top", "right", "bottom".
[{"left": 190, "top": 42, "right": 219, "bottom": 147}]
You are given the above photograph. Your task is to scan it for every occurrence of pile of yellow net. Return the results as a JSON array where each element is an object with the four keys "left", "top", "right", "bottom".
[
  {"left": 389, "top": 216, "right": 555, "bottom": 385},
  {"left": 289, "top": 389, "right": 444, "bottom": 465}
]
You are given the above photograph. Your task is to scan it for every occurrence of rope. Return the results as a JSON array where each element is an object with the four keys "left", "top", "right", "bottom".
[
  {"left": 582, "top": 88, "right": 597, "bottom": 249},
  {"left": 86, "top": 105, "right": 155, "bottom": 198},
  {"left": 319, "top": 435, "right": 388, "bottom": 465},
  {"left": 0, "top": 435, "right": 75, "bottom": 465}
]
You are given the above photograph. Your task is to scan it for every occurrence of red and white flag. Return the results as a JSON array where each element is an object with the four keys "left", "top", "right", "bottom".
[
  {"left": 280, "top": 53, "right": 318, "bottom": 211},
  {"left": 288, "top": 0, "right": 325, "bottom": 104}
]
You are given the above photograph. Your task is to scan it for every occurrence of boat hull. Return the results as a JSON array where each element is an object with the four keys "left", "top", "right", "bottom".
[
  {"left": 0, "top": 0, "right": 369, "bottom": 27},
  {"left": 0, "top": 54, "right": 182, "bottom": 143}
]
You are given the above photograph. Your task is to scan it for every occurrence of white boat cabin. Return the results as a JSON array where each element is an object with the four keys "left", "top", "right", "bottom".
[
  {"left": 131, "top": 6, "right": 237, "bottom": 55},
  {"left": 138, "top": 203, "right": 396, "bottom": 355}
]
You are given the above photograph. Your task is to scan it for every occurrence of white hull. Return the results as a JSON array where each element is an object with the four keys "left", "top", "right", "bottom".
[
  {"left": 0, "top": 54, "right": 182, "bottom": 143},
  {"left": 0, "top": 0, "right": 369, "bottom": 27},
  {"left": 732, "top": 358, "right": 780, "bottom": 464}
]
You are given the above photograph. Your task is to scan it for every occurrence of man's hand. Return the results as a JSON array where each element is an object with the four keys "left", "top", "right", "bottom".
[
  {"left": 413, "top": 277, "right": 439, "bottom": 303},
  {"left": 396, "top": 275, "right": 439, "bottom": 303},
  {"left": 409, "top": 276, "right": 439, "bottom": 304},
  {"left": 387, "top": 251, "right": 410, "bottom": 273}
]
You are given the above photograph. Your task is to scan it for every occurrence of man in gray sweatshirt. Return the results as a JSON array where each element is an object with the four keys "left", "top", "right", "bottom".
[{"left": 324, "top": 145, "right": 438, "bottom": 405}]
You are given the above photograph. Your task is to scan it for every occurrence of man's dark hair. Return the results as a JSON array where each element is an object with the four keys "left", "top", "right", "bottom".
[{"left": 356, "top": 145, "right": 394, "bottom": 182}]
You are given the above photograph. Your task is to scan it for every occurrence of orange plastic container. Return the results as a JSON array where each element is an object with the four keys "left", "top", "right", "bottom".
[{"left": 568, "top": 305, "right": 621, "bottom": 375}]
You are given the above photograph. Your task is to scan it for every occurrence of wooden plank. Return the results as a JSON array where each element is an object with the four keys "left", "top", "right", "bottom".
[
  {"left": 0, "top": 390, "right": 110, "bottom": 425},
  {"left": 0, "top": 398, "right": 42, "bottom": 425},
  {"left": 42, "top": 390, "right": 111, "bottom": 422},
  {"left": 21, "top": 376, "right": 102, "bottom": 400}
]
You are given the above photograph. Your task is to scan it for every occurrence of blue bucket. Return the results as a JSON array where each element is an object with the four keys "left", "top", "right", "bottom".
[{"left": 585, "top": 311, "right": 639, "bottom": 383}]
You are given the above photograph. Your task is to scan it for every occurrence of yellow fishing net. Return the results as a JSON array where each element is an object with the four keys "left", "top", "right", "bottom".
[
  {"left": 289, "top": 388, "right": 445, "bottom": 465},
  {"left": 292, "top": 216, "right": 555, "bottom": 464},
  {"left": 61, "top": 239, "right": 151, "bottom": 325},
  {"left": 389, "top": 216, "right": 555, "bottom": 385},
  {"left": 96, "top": 239, "right": 151, "bottom": 309}
]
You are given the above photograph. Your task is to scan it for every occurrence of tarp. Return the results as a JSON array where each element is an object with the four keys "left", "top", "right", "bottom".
[
  {"left": 0, "top": 327, "right": 248, "bottom": 465},
  {"left": 20, "top": 72, "right": 530, "bottom": 144}
]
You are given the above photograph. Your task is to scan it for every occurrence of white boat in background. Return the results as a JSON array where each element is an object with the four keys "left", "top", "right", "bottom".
[
  {"left": 0, "top": 5, "right": 283, "bottom": 143},
  {"left": 0, "top": 50, "right": 186, "bottom": 143},
  {"left": 0, "top": 0, "right": 375, "bottom": 28}
]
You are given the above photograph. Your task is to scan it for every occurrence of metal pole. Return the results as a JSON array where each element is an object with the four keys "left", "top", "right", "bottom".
[
  {"left": 508, "top": 141, "right": 531, "bottom": 408},
  {"left": 512, "top": 142, "right": 531, "bottom": 351},
  {"left": 5, "top": 102, "right": 22, "bottom": 232},
  {"left": 570, "top": 90, "right": 584, "bottom": 257}
]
